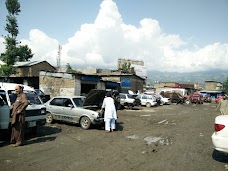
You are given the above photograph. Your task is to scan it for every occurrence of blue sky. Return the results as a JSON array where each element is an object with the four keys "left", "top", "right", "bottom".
[{"left": 0, "top": 0, "right": 228, "bottom": 72}]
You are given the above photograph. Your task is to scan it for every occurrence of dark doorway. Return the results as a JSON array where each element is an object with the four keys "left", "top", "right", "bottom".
[{"left": 81, "top": 83, "right": 96, "bottom": 96}]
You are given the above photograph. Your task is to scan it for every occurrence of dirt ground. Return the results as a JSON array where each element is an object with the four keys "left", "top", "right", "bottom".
[{"left": 0, "top": 102, "right": 228, "bottom": 171}]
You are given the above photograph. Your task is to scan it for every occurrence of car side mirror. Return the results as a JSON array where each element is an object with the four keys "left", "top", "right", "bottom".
[{"left": 68, "top": 104, "right": 74, "bottom": 108}]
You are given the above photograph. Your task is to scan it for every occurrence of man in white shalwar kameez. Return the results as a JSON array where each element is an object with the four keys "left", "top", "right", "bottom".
[{"left": 102, "top": 92, "right": 117, "bottom": 132}]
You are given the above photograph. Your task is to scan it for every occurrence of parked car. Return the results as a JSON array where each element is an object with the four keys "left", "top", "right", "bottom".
[
  {"left": 212, "top": 115, "right": 228, "bottom": 153},
  {"left": 0, "top": 96, "right": 10, "bottom": 137},
  {"left": 137, "top": 94, "right": 157, "bottom": 107},
  {"left": 203, "top": 94, "right": 212, "bottom": 103},
  {"left": 190, "top": 93, "right": 204, "bottom": 104},
  {"left": 0, "top": 82, "right": 46, "bottom": 134},
  {"left": 118, "top": 93, "right": 141, "bottom": 109},
  {"left": 161, "top": 92, "right": 185, "bottom": 104},
  {"left": 83, "top": 89, "right": 121, "bottom": 110},
  {"left": 159, "top": 95, "right": 171, "bottom": 105},
  {"left": 35, "top": 89, "right": 51, "bottom": 103},
  {"left": 153, "top": 94, "right": 162, "bottom": 105},
  {"left": 45, "top": 96, "right": 104, "bottom": 129}
]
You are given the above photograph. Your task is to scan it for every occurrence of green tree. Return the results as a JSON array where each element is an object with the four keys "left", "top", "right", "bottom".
[
  {"left": 0, "top": 0, "right": 33, "bottom": 76},
  {"left": 223, "top": 77, "right": 228, "bottom": 94},
  {"left": 0, "top": 65, "right": 16, "bottom": 76},
  {"left": 65, "top": 63, "right": 82, "bottom": 74},
  {"left": 66, "top": 63, "right": 73, "bottom": 73}
]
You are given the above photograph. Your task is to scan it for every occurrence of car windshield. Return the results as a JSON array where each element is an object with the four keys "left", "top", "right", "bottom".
[
  {"left": 8, "top": 90, "right": 42, "bottom": 105},
  {"left": 73, "top": 97, "right": 85, "bottom": 107}
]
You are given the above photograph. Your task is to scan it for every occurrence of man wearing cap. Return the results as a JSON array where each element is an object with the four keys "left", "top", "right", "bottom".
[{"left": 10, "top": 85, "right": 29, "bottom": 147}]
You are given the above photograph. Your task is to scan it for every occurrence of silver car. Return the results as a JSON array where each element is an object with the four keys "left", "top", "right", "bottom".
[{"left": 45, "top": 96, "right": 104, "bottom": 129}]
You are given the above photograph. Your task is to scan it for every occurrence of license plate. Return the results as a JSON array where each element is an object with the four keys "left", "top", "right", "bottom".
[{"left": 28, "top": 121, "right": 36, "bottom": 127}]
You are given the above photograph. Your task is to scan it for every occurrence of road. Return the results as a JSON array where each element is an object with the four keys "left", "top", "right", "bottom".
[{"left": 0, "top": 102, "right": 228, "bottom": 171}]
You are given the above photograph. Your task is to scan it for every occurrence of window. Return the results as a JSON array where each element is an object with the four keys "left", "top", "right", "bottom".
[
  {"left": 63, "top": 98, "right": 73, "bottom": 107},
  {"left": 8, "top": 90, "right": 42, "bottom": 104},
  {"left": 120, "top": 94, "right": 126, "bottom": 99},
  {"left": 73, "top": 97, "right": 85, "bottom": 107},
  {"left": 50, "top": 98, "right": 63, "bottom": 106}
]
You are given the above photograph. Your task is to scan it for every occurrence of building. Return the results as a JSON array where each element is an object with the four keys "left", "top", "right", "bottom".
[
  {"left": 13, "top": 61, "right": 56, "bottom": 77},
  {"left": 204, "top": 81, "right": 223, "bottom": 91},
  {"left": 0, "top": 61, "right": 56, "bottom": 89},
  {"left": 101, "top": 73, "right": 145, "bottom": 93},
  {"left": 154, "top": 82, "right": 179, "bottom": 89},
  {"left": 117, "top": 58, "right": 147, "bottom": 79},
  {"left": 117, "top": 58, "right": 144, "bottom": 69},
  {"left": 39, "top": 71, "right": 106, "bottom": 97}
]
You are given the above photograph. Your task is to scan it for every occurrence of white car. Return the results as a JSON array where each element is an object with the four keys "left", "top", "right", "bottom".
[
  {"left": 137, "top": 94, "right": 157, "bottom": 107},
  {"left": 159, "top": 95, "right": 171, "bottom": 105},
  {"left": 212, "top": 115, "right": 228, "bottom": 153},
  {"left": 45, "top": 96, "right": 104, "bottom": 129}
]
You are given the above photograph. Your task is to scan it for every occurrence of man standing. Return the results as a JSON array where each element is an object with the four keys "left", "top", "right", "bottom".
[
  {"left": 102, "top": 92, "right": 117, "bottom": 132},
  {"left": 10, "top": 85, "right": 29, "bottom": 147},
  {"left": 216, "top": 95, "right": 228, "bottom": 115}
]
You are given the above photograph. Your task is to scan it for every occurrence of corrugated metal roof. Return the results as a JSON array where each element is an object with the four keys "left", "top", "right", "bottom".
[{"left": 13, "top": 61, "right": 41, "bottom": 67}]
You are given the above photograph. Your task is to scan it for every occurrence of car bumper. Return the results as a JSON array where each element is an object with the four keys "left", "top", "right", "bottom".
[
  {"left": 212, "top": 132, "right": 228, "bottom": 153},
  {"left": 93, "top": 118, "right": 104, "bottom": 124},
  {"left": 26, "top": 119, "right": 46, "bottom": 128}
]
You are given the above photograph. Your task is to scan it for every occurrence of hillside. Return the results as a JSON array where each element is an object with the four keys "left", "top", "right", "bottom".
[{"left": 146, "top": 70, "right": 228, "bottom": 86}]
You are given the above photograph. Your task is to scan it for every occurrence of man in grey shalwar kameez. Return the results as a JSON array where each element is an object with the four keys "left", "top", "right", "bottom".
[{"left": 102, "top": 92, "right": 117, "bottom": 132}]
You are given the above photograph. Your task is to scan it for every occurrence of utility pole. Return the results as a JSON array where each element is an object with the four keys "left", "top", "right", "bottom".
[{"left": 56, "top": 45, "right": 62, "bottom": 71}]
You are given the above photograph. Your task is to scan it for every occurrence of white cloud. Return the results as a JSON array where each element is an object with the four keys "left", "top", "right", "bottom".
[
  {"left": 1, "top": 0, "right": 228, "bottom": 72},
  {"left": 20, "top": 29, "right": 59, "bottom": 66}
]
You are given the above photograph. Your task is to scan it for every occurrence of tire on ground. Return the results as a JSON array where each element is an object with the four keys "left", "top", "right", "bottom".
[
  {"left": 80, "top": 116, "right": 91, "bottom": 129},
  {"left": 46, "top": 112, "right": 53, "bottom": 124},
  {"left": 146, "top": 102, "right": 151, "bottom": 107}
]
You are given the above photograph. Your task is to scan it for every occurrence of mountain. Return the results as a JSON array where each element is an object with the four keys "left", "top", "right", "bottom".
[{"left": 146, "top": 70, "right": 228, "bottom": 86}]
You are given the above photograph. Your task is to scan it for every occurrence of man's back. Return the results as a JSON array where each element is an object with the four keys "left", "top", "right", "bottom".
[{"left": 220, "top": 100, "right": 228, "bottom": 115}]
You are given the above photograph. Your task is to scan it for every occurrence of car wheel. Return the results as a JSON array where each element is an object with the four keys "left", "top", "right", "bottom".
[
  {"left": 46, "top": 112, "right": 53, "bottom": 124},
  {"left": 80, "top": 116, "right": 91, "bottom": 129},
  {"left": 146, "top": 102, "right": 151, "bottom": 107}
]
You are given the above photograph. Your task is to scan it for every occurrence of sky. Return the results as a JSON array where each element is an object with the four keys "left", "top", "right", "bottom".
[{"left": 0, "top": 0, "right": 228, "bottom": 73}]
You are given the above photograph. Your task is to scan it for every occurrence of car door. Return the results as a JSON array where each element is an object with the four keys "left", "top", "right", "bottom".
[
  {"left": 119, "top": 94, "right": 126, "bottom": 105},
  {"left": 140, "top": 94, "right": 148, "bottom": 105},
  {"left": 49, "top": 98, "right": 64, "bottom": 121},
  {"left": 62, "top": 98, "right": 79, "bottom": 123}
]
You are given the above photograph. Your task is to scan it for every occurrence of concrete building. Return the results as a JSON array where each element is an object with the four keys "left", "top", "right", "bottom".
[
  {"left": 13, "top": 61, "right": 56, "bottom": 77},
  {"left": 101, "top": 74, "right": 145, "bottom": 93},
  {"left": 117, "top": 58, "right": 144, "bottom": 69},
  {"left": 39, "top": 71, "right": 106, "bottom": 97},
  {"left": 154, "top": 82, "right": 179, "bottom": 89},
  {"left": 204, "top": 81, "right": 223, "bottom": 91},
  {"left": 0, "top": 61, "right": 56, "bottom": 89}
]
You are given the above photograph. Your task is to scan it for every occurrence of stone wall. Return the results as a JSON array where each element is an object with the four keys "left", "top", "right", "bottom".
[{"left": 39, "top": 72, "right": 78, "bottom": 97}]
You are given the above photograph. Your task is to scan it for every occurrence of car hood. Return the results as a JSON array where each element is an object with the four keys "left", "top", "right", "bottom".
[{"left": 82, "top": 89, "right": 106, "bottom": 109}]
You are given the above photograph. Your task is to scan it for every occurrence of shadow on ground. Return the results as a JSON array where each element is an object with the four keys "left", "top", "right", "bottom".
[{"left": 0, "top": 125, "right": 61, "bottom": 147}]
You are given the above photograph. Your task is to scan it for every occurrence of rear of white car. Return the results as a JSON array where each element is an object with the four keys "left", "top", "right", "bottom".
[{"left": 212, "top": 115, "right": 228, "bottom": 153}]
